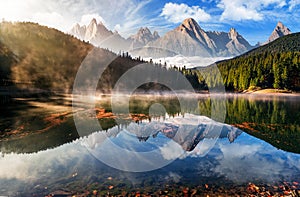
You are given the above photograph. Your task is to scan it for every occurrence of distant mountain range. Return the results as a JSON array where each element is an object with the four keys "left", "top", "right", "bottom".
[
  {"left": 70, "top": 18, "right": 291, "bottom": 58},
  {"left": 128, "top": 27, "right": 160, "bottom": 49},
  {"left": 137, "top": 18, "right": 252, "bottom": 57},
  {"left": 86, "top": 118, "right": 242, "bottom": 153},
  {"left": 0, "top": 21, "right": 297, "bottom": 93},
  {"left": 70, "top": 18, "right": 130, "bottom": 53}
]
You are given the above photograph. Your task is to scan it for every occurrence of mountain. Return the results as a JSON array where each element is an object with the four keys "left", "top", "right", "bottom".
[
  {"left": 70, "top": 18, "right": 253, "bottom": 58},
  {"left": 70, "top": 19, "right": 130, "bottom": 52},
  {"left": 128, "top": 27, "right": 160, "bottom": 49},
  {"left": 70, "top": 20, "right": 161, "bottom": 53},
  {"left": 0, "top": 21, "right": 181, "bottom": 94},
  {"left": 133, "top": 18, "right": 253, "bottom": 58},
  {"left": 267, "top": 21, "right": 291, "bottom": 43},
  {"left": 0, "top": 41, "right": 17, "bottom": 84},
  {"left": 160, "top": 122, "right": 242, "bottom": 151},
  {"left": 69, "top": 23, "right": 86, "bottom": 40},
  {"left": 0, "top": 21, "right": 155, "bottom": 93},
  {"left": 85, "top": 116, "right": 242, "bottom": 153},
  {"left": 192, "top": 33, "right": 300, "bottom": 91},
  {"left": 0, "top": 22, "right": 94, "bottom": 91},
  {"left": 70, "top": 18, "right": 112, "bottom": 43}
]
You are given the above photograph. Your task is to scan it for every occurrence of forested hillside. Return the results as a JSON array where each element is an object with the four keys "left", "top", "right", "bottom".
[
  {"left": 0, "top": 42, "right": 16, "bottom": 85},
  {"left": 0, "top": 22, "right": 94, "bottom": 90},
  {"left": 0, "top": 22, "right": 172, "bottom": 93},
  {"left": 190, "top": 33, "right": 300, "bottom": 91}
]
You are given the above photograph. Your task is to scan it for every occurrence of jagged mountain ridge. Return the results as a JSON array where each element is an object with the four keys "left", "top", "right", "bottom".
[
  {"left": 70, "top": 19, "right": 130, "bottom": 52},
  {"left": 267, "top": 21, "right": 291, "bottom": 43},
  {"left": 88, "top": 116, "right": 242, "bottom": 152},
  {"left": 128, "top": 27, "right": 160, "bottom": 49},
  {"left": 70, "top": 18, "right": 293, "bottom": 58},
  {"left": 70, "top": 18, "right": 253, "bottom": 58},
  {"left": 70, "top": 18, "right": 113, "bottom": 43},
  {"left": 142, "top": 18, "right": 252, "bottom": 57}
]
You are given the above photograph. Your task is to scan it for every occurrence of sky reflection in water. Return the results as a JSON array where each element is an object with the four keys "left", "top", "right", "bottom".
[{"left": 0, "top": 112, "right": 299, "bottom": 195}]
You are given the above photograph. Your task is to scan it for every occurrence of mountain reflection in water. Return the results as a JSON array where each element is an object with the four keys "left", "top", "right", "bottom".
[
  {"left": 0, "top": 94, "right": 300, "bottom": 196},
  {"left": 0, "top": 112, "right": 299, "bottom": 196},
  {"left": 79, "top": 114, "right": 241, "bottom": 172}
]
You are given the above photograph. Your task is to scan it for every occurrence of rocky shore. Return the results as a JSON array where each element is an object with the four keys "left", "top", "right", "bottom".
[{"left": 45, "top": 182, "right": 300, "bottom": 197}]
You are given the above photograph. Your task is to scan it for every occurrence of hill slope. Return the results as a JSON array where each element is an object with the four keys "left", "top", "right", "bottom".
[
  {"left": 194, "top": 33, "right": 300, "bottom": 91},
  {"left": 0, "top": 22, "right": 159, "bottom": 93},
  {"left": 0, "top": 22, "right": 94, "bottom": 91},
  {"left": 0, "top": 41, "right": 17, "bottom": 85}
]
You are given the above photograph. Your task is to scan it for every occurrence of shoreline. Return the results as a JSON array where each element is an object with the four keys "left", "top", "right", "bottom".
[
  {"left": 1, "top": 88, "right": 300, "bottom": 101},
  {"left": 45, "top": 182, "right": 300, "bottom": 197},
  {"left": 241, "top": 88, "right": 299, "bottom": 95}
]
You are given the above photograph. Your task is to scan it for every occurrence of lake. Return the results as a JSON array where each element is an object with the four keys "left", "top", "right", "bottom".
[{"left": 0, "top": 93, "right": 300, "bottom": 196}]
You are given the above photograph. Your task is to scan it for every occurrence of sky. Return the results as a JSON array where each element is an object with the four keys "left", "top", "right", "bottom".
[{"left": 0, "top": 0, "right": 300, "bottom": 45}]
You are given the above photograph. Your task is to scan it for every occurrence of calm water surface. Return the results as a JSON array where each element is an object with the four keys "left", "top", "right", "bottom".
[{"left": 0, "top": 94, "right": 299, "bottom": 196}]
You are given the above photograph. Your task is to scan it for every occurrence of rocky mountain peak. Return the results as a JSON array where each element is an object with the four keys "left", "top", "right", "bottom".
[
  {"left": 86, "top": 18, "right": 106, "bottom": 32},
  {"left": 268, "top": 21, "right": 291, "bottom": 43},
  {"left": 70, "top": 23, "right": 86, "bottom": 40},
  {"left": 132, "top": 27, "right": 156, "bottom": 40},
  {"left": 153, "top": 31, "right": 160, "bottom": 40},
  {"left": 73, "top": 23, "right": 80, "bottom": 29},
  {"left": 229, "top": 28, "right": 238, "bottom": 39},
  {"left": 90, "top": 18, "right": 97, "bottom": 25},
  {"left": 129, "top": 27, "right": 160, "bottom": 49},
  {"left": 177, "top": 18, "right": 202, "bottom": 33},
  {"left": 175, "top": 17, "right": 209, "bottom": 45},
  {"left": 70, "top": 23, "right": 81, "bottom": 32},
  {"left": 85, "top": 19, "right": 99, "bottom": 40},
  {"left": 138, "top": 27, "right": 151, "bottom": 35},
  {"left": 182, "top": 18, "right": 199, "bottom": 29},
  {"left": 275, "top": 21, "right": 291, "bottom": 34},
  {"left": 229, "top": 28, "right": 237, "bottom": 33},
  {"left": 276, "top": 21, "right": 284, "bottom": 29}
]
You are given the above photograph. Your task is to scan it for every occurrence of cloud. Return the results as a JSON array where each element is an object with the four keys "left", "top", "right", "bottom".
[
  {"left": 218, "top": 0, "right": 287, "bottom": 21},
  {"left": 114, "top": 24, "right": 122, "bottom": 32},
  {"left": 289, "top": 0, "right": 300, "bottom": 10},
  {"left": 0, "top": 0, "right": 153, "bottom": 37},
  {"left": 0, "top": 0, "right": 86, "bottom": 31},
  {"left": 201, "top": 0, "right": 214, "bottom": 3},
  {"left": 160, "top": 2, "right": 211, "bottom": 23},
  {"left": 159, "top": 141, "right": 185, "bottom": 160},
  {"left": 80, "top": 13, "right": 107, "bottom": 26},
  {"left": 31, "top": 12, "right": 65, "bottom": 30},
  {"left": 0, "top": 143, "right": 85, "bottom": 180},
  {"left": 145, "top": 55, "right": 231, "bottom": 68},
  {"left": 92, "top": 0, "right": 153, "bottom": 36},
  {"left": 212, "top": 136, "right": 300, "bottom": 184},
  {"left": 190, "top": 139, "right": 218, "bottom": 156},
  {"left": 217, "top": 0, "right": 263, "bottom": 21}
]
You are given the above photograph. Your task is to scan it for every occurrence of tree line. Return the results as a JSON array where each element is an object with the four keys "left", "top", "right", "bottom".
[{"left": 177, "top": 33, "right": 300, "bottom": 91}]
